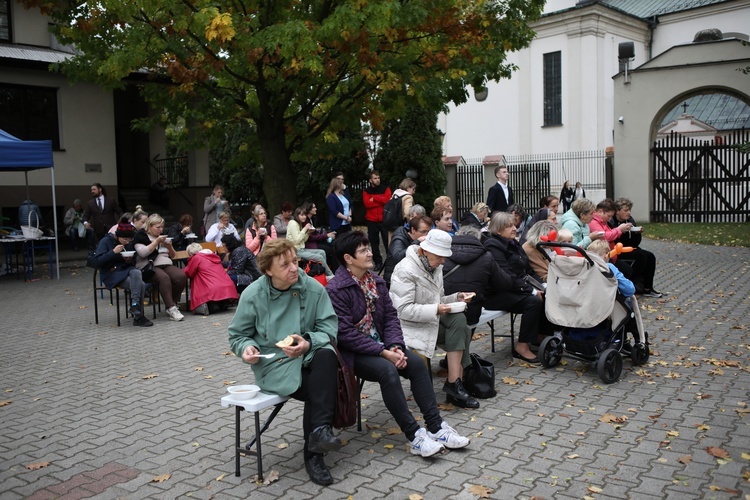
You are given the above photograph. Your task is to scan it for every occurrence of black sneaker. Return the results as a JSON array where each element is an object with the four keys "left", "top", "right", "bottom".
[
  {"left": 443, "top": 378, "right": 480, "bottom": 409},
  {"left": 133, "top": 315, "right": 153, "bottom": 327},
  {"left": 305, "top": 454, "right": 333, "bottom": 486}
]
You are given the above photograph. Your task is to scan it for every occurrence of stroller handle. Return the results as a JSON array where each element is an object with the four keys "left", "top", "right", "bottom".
[{"left": 535, "top": 241, "right": 596, "bottom": 266}]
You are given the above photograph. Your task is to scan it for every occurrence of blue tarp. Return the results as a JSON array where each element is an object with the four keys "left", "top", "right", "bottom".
[
  {"left": 0, "top": 129, "right": 54, "bottom": 170},
  {"left": 0, "top": 128, "right": 59, "bottom": 279}
]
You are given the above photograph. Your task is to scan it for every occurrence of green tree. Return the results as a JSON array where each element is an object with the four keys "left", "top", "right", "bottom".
[
  {"left": 25, "top": 0, "right": 544, "bottom": 211},
  {"left": 374, "top": 101, "right": 446, "bottom": 209}
]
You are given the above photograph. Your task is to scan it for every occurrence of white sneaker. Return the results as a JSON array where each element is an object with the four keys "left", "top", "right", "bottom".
[
  {"left": 167, "top": 306, "right": 184, "bottom": 322},
  {"left": 409, "top": 428, "right": 445, "bottom": 457},
  {"left": 428, "top": 421, "right": 470, "bottom": 449}
]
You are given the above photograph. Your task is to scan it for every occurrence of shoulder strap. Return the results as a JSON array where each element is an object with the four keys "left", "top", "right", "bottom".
[{"left": 443, "top": 264, "right": 461, "bottom": 279}]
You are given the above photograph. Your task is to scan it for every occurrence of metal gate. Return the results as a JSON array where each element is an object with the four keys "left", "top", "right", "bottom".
[
  {"left": 456, "top": 159, "right": 484, "bottom": 216},
  {"left": 651, "top": 130, "right": 750, "bottom": 222}
]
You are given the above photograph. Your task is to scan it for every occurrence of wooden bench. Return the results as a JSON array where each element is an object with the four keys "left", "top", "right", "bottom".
[
  {"left": 468, "top": 308, "right": 516, "bottom": 353},
  {"left": 221, "top": 392, "right": 290, "bottom": 481}
]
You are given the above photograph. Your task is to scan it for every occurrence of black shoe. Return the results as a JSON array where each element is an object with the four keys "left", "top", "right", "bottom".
[
  {"left": 439, "top": 358, "right": 448, "bottom": 370},
  {"left": 512, "top": 349, "right": 540, "bottom": 364},
  {"left": 133, "top": 315, "right": 153, "bottom": 327},
  {"left": 305, "top": 454, "right": 333, "bottom": 486},
  {"left": 308, "top": 425, "right": 342, "bottom": 454},
  {"left": 443, "top": 378, "right": 480, "bottom": 409}
]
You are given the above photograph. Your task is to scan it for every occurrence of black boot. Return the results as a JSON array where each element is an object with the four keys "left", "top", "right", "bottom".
[
  {"left": 308, "top": 425, "right": 342, "bottom": 454},
  {"left": 305, "top": 454, "right": 333, "bottom": 485},
  {"left": 443, "top": 378, "right": 480, "bottom": 409}
]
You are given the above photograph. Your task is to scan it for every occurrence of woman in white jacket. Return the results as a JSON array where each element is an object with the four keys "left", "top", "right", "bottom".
[{"left": 389, "top": 230, "right": 478, "bottom": 409}]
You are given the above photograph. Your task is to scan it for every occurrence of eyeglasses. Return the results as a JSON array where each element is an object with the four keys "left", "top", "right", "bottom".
[
  {"left": 416, "top": 228, "right": 429, "bottom": 235},
  {"left": 355, "top": 246, "right": 372, "bottom": 255}
]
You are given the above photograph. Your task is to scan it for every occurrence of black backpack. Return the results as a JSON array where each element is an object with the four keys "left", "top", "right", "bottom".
[{"left": 382, "top": 194, "right": 405, "bottom": 231}]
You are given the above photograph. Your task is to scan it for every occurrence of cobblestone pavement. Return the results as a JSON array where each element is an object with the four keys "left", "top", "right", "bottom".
[{"left": 0, "top": 239, "right": 748, "bottom": 500}]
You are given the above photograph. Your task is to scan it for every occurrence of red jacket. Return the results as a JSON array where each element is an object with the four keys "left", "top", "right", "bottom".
[
  {"left": 362, "top": 185, "right": 392, "bottom": 223},
  {"left": 183, "top": 251, "right": 238, "bottom": 310}
]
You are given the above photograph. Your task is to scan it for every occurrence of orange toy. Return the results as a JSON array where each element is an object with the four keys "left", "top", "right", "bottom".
[{"left": 609, "top": 242, "right": 634, "bottom": 258}]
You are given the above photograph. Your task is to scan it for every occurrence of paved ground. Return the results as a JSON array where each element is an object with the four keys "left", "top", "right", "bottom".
[{"left": 0, "top": 239, "right": 748, "bottom": 499}]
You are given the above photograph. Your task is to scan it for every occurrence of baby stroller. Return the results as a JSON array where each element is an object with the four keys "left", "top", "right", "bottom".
[{"left": 535, "top": 242, "right": 649, "bottom": 383}]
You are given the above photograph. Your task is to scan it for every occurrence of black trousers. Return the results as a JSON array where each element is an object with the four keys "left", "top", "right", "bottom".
[
  {"left": 366, "top": 220, "right": 389, "bottom": 266},
  {"left": 484, "top": 291, "right": 551, "bottom": 344},
  {"left": 616, "top": 248, "right": 656, "bottom": 292},
  {"left": 290, "top": 348, "right": 338, "bottom": 458}
]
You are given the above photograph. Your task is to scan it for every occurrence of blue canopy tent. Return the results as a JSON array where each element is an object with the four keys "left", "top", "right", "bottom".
[{"left": 0, "top": 129, "right": 60, "bottom": 279}]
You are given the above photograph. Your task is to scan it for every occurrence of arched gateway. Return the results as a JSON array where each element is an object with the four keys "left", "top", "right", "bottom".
[{"left": 613, "top": 37, "right": 750, "bottom": 222}]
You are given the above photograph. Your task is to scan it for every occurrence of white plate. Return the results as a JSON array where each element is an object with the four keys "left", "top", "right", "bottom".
[
  {"left": 447, "top": 302, "right": 467, "bottom": 313},
  {"left": 185, "top": 233, "right": 197, "bottom": 238},
  {"left": 120, "top": 251, "right": 135, "bottom": 257},
  {"left": 630, "top": 226, "right": 643, "bottom": 232}
]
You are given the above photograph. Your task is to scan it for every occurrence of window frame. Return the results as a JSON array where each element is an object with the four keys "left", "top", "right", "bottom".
[
  {"left": 0, "top": 83, "right": 61, "bottom": 150},
  {"left": 543, "top": 51, "right": 562, "bottom": 127},
  {"left": 0, "top": 0, "right": 11, "bottom": 43}
]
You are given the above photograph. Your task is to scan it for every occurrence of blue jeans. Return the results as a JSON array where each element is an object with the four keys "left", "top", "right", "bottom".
[
  {"left": 117, "top": 268, "right": 146, "bottom": 310},
  {"left": 353, "top": 348, "right": 442, "bottom": 441}
]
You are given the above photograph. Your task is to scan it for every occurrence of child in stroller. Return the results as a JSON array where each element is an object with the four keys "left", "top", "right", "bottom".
[{"left": 535, "top": 240, "right": 649, "bottom": 383}]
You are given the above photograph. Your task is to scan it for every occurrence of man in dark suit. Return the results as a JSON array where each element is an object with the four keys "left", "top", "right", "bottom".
[
  {"left": 83, "top": 183, "right": 122, "bottom": 246},
  {"left": 487, "top": 165, "right": 513, "bottom": 214}
]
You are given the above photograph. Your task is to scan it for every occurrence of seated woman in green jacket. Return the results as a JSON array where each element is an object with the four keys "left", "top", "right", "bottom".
[{"left": 227, "top": 238, "right": 341, "bottom": 486}]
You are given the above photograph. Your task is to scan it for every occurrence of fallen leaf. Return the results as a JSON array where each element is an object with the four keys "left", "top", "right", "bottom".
[
  {"left": 151, "top": 473, "right": 171, "bottom": 483},
  {"left": 667, "top": 430, "right": 679, "bottom": 437},
  {"left": 371, "top": 432, "right": 382, "bottom": 438},
  {"left": 567, "top": 454, "right": 579, "bottom": 459},
  {"left": 695, "top": 424, "right": 710, "bottom": 431},
  {"left": 262, "top": 470, "right": 280, "bottom": 485},
  {"left": 677, "top": 455, "right": 692, "bottom": 464},
  {"left": 437, "top": 402, "right": 456, "bottom": 411},
  {"left": 0, "top": 400, "right": 12, "bottom": 407},
  {"left": 78, "top": 305, "right": 88, "bottom": 309},
  {"left": 223, "top": 380, "right": 236, "bottom": 385},
  {"left": 524, "top": 397, "right": 538, "bottom": 402},
  {"left": 706, "top": 446, "right": 730, "bottom": 459},
  {"left": 25, "top": 461, "right": 50, "bottom": 470},
  {"left": 409, "top": 495, "right": 424, "bottom": 500},
  {"left": 204, "top": 375, "right": 213, "bottom": 379},
  {"left": 599, "top": 414, "right": 627, "bottom": 424},
  {"left": 468, "top": 484, "right": 493, "bottom": 498},
  {"left": 742, "top": 452, "right": 750, "bottom": 460},
  {"left": 216, "top": 474, "right": 225, "bottom": 481},
  {"left": 386, "top": 427, "right": 401, "bottom": 435},
  {"left": 142, "top": 373, "right": 159, "bottom": 379},
  {"left": 384, "top": 444, "right": 394, "bottom": 449},
  {"left": 502, "top": 377, "right": 519, "bottom": 385},
  {"left": 195, "top": 367, "right": 204, "bottom": 371},
  {"left": 192, "top": 442, "right": 200, "bottom": 447},
  {"left": 277, "top": 443, "right": 289, "bottom": 449},
  {"left": 587, "top": 485, "right": 603, "bottom": 493}
]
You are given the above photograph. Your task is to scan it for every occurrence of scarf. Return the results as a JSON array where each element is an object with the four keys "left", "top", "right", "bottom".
[
  {"left": 419, "top": 253, "right": 438, "bottom": 276},
  {"left": 352, "top": 270, "right": 381, "bottom": 343}
]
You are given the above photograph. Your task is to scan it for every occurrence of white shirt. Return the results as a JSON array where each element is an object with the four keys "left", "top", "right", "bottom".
[{"left": 497, "top": 181, "right": 509, "bottom": 202}]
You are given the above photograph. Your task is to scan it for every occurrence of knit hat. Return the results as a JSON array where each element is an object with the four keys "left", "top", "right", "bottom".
[
  {"left": 420, "top": 229, "right": 452, "bottom": 257},
  {"left": 115, "top": 222, "right": 135, "bottom": 238}
]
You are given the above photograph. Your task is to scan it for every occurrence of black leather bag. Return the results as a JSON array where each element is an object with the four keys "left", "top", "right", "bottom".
[
  {"left": 140, "top": 260, "right": 156, "bottom": 281},
  {"left": 463, "top": 353, "right": 496, "bottom": 399}
]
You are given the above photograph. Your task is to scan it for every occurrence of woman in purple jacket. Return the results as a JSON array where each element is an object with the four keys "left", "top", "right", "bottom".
[{"left": 326, "top": 231, "right": 469, "bottom": 458}]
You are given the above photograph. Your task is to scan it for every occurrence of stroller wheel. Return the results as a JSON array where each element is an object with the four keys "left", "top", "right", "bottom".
[
  {"left": 597, "top": 349, "right": 622, "bottom": 384},
  {"left": 539, "top": 336, "right": 562, "bottom": 368},
  {"left": 630, "top": 343, "right": 650, "bottom": 365}
]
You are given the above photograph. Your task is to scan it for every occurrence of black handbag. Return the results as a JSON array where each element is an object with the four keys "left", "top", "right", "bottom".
[
  {"left": 140, "top": 260, "right": 156, "bottom": 281},
  {"left": 463, "top": 353, "right": 496, "bottom": 399}
]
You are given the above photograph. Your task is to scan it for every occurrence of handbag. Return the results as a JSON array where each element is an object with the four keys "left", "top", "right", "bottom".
[
  {"left": 140, "top": 260, "right": 156, "bottom": 281},
  {"left": 463, "top": 353, "right": 496, "bottom": 399},
  {"left": 332, "top": 344, "right": 358, "bottom": 429}
]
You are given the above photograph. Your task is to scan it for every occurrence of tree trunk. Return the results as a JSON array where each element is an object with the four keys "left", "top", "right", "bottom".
[{"left": 257, "top": 124, "right": 297, "bottom": 214}]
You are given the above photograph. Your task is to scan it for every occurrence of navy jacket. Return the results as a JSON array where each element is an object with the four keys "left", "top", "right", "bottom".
[
  {"left": 443, "top": 235, "right": 513, "bottom": 324},
  {"left": 93, "top": 233, "right": 136, "bottom": 289}
]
